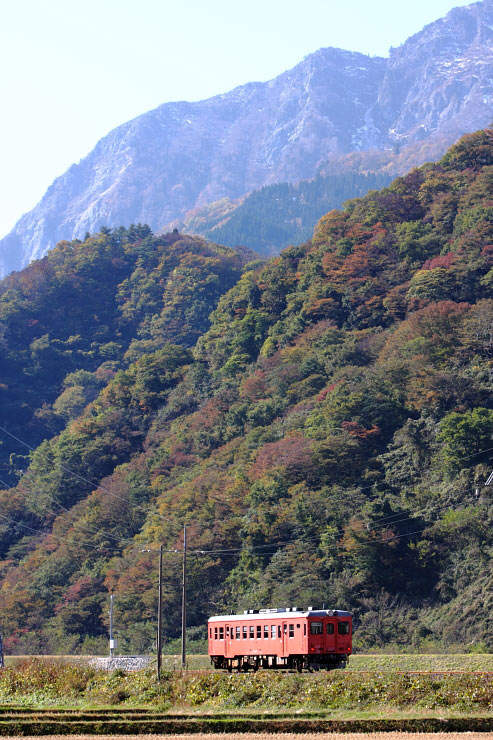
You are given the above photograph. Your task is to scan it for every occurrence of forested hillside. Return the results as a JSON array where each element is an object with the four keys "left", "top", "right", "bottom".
[
  {"left": 173, "top": 172, "right": 392, "bottom": 257},
  {"left": 1, "top": 130, "right": 493, "bottom": 654}
]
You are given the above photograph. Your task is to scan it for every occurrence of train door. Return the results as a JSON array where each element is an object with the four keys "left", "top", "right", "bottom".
[
  {"left": 325, "top": 619, "right": 336, "bottom": 653},
  {"left": 225, "top": 623, "right": 232, "bottom": 657},
  {"left": 336, "top": 618, "right": 351, "bottom": 654},
  {"left": 281, "top": 621, "right": 288, "bottom": 656}
]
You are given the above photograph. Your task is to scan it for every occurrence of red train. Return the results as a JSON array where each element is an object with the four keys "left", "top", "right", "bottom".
[{"left": 208, "top": 607, "right": 352, "bottom": 672}]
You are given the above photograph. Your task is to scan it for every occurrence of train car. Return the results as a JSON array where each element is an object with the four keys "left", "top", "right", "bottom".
[{"left": 208, "top": 607, "right": 352, "bottom": 672}]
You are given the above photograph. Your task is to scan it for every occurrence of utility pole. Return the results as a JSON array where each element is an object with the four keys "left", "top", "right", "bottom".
[
  {"left": 109, "top": 594, "right": 115, "bottom": 658},
  {"left": 157, "top": 544, "right": 163, "bottom": 681},
  {"left": 475, "top": 470, "right": 493, "bottom": 498},
  {"left": 181, "top": 525, "right": 187, "bottom": 669}
]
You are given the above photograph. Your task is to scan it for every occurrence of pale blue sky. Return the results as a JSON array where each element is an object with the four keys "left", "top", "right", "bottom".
[{"left": 0, "top": 0, "right": 474, "bottom": 238}]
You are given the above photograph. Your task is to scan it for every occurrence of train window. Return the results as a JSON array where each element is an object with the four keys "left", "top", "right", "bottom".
[
  {"left": 243, "top": 626, "right": 247, "bottom": 639},
  {"left": 289, "top": 625, "right": 294, "bottom": 637},
  {"left": 236, "top": 626, "right": 241, "bottom": 639},
  {"left": 226, "top": 626, "right": 230, "bottom": 636},
  {"left": 231, "top": 628, "right": 234, "bottom": 640},
  {"left": 271, "top": 625, "right": 276, "bottom": 638},
  {"left": 297, "top": 624, "right": 300, "bottom": 628},
  {"left": 250, "top": 626, "right": 254, "bottom": 638},
  {"left": 310, "top": 622, "right": 323, "bottom": 635},
  {"left": 256, "top": 625, "right": 261, "bottom": 638},
  {"left": 278, "top": 625, "right": 281, "bottom": 638},
  {"left": 219, "top": 627, "right": 224, "bottom": 640},
  {"left": 304, "top": 624, "right": 306, "bottom": 636},
  {"left": 283, "top": 624, "right": 287, "bottom": 634},
  {"left": 214, "top": 627, "right": 218, "bottom": 639},
  {"left": 264, "top": 625, "right": 269, "bottom": 638},
  {"left": 209, "top": 628, "right": 212, "bottom": 638},
  {"left": 338, "top": 621, "right": 350, "bottom": 635},
  {"left": 326, "top": 623, "right": 334, "bottom": 634}
]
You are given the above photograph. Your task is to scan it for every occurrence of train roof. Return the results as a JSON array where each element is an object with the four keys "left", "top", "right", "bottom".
[{"left": 209, "top": 609, "right": 352, "bottom": 622}]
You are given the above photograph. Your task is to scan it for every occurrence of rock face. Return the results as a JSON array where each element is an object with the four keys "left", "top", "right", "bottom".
[{"left": 1, "top": 0, "right": 492, "bottom": 275}]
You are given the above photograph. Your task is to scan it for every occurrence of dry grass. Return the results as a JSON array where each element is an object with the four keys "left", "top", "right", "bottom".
[
  {"left": 4, "top": 734, "right": 493, "bottom": 740},
  {"left": 171, "top": 652, "right": 493, "bottom": 673},
  {"left": 6, "top": 653, "right": 493, "bottom": 672}
]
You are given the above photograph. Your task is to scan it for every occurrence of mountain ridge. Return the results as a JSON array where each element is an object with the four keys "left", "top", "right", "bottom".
[{"left": 1, "top": 0, "right": 493, "bottom": 276}]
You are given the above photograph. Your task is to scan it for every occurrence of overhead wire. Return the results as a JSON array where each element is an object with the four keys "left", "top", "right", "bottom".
[
  {"left": 0, "top": 422, "right": 174, "bottom": 524},
  {"left": 0, "top": 421, "right": 491, "bottom": 560},
  {"left": 0, "top": 509, "right": 118, "bottom": 553},
  {"left": 353, "top": 443, "right": 493, "bottom": 503},
  {"left": 0, "top": 474, "right": 136, "bottom": 554},
  {"left": 0, "top": 473, "right": 141, "bottom": 548}
]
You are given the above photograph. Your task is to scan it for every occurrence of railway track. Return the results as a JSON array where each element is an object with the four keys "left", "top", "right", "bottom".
[{"left": 169, "top": 668, "right": 493, "bottom": 676}]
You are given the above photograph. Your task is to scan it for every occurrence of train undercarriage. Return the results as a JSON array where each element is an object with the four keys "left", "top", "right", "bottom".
[{"left": 211, "top": 653, "right": 348, "bottom": 672}]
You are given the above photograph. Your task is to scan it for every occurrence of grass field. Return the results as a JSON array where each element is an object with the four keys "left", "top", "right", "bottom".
[
  {"left": 5, "top": 653, "right": 493, "bottom": 672},
  {"left": 0, "top": 654, "right": 491, "bottom": 736}
]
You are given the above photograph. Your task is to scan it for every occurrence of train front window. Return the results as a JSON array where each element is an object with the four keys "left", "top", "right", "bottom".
[
  {"left": 214, "top": 627, "right": 218, "bottom": 639},
  {"left": 338, "top": 621, "right": 350, "bottom": 635},
  {"left": 310, "top": 621, "right": 323, "bottom": 635},
  {"left": 326, "top": 622, "right": 334, "bottom": 634},
  {"left": 219, "top": 627, "right": 224, "bottom": 639}
]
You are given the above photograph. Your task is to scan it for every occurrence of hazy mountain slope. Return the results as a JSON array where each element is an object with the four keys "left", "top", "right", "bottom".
[
  {"left": 0, "top": 49, "right": 384, "bottom": 276},
  {"left": 0, "top": 129, "right": 492, "bottom": 654},
  {"left": 374, "top": 0, "right": 493, "bottom": 143},
  {"left": 1, "top": 0, "right": 493, "bottom": 275}
]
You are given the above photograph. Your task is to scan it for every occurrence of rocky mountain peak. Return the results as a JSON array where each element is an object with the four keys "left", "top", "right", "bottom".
[{"left": 1, "top": 1, "right": 492, "bottom": 276}]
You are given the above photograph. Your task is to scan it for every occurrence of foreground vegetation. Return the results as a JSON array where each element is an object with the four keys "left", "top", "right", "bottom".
[
  {"left": 0, "top": 659, "right": 491, "bottom": 735},
  {"left": 0, "top": 659, "right": 492, "bottom": 710}
]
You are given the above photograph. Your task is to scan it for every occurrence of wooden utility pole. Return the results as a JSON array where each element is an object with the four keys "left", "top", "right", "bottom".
[
  {"left": 181, "top": 525, "right": 187, "bottom": 669},
  {"left": 157, "top": 544, "right": 163, "bottom": 681}
]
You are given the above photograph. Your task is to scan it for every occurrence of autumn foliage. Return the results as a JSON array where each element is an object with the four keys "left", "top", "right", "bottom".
[{"left": 1, "top": 130, "right": 493, "bottom": 654}]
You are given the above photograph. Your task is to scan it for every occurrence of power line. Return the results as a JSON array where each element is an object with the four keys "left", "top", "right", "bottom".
[
  {"left": 0, "top": 510, "right": 114, "bottom": 553},
  {"left": 0, "top": 421, "right": 491, "bottom": 562},
  {"left": 0, "top": 474, "right": 137, "bottom": 549},
  {"left": 143, "top": 502, "right": 473, "bottom": 558},
  {"left": 0, "top": 422, "right": 172, "bottom": 524}
]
